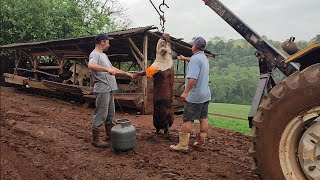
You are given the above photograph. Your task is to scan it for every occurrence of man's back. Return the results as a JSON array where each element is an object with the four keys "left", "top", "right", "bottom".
[{"left": 185, "top": 51, "right": 211, "bottom": 103}]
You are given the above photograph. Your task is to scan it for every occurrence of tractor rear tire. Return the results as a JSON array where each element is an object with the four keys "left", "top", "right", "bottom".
[{"left": 250, "top": 63, "right": 320, "bottom": 180}]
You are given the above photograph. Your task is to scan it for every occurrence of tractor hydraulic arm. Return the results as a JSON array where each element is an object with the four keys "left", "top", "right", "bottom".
[{"left": 202, "top": 0, "right": 298, "bottom": 76}]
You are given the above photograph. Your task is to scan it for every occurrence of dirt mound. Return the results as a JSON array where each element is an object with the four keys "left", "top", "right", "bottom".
[{"left": 0, "top": 87, "right": 258, "bottom": 180}]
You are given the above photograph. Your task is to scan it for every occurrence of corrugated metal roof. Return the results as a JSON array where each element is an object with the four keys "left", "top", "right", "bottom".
[{"left": 1, "top": 26, "right": 156, "bottom": 49}]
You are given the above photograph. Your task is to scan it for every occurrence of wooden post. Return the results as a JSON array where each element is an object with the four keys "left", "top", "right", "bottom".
[
  {"left": 13, "top": 50, "right": 21, "bottom": 76},
  {"left": 142, "top": 34, "right": 148, "bottom": 114},
  {"left": 57, "top": 58, "right": 65, "bottom": 74},
  {"left": 32, "top": 58, "right": 39, "bottom": 80},
  {"left": 73, "top": 61, "right": 76, "bottom": 85}
]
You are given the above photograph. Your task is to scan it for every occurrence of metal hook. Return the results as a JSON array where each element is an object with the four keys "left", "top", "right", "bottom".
[{"left": 159, "top": 1, "right": 169, "bottom": 13}]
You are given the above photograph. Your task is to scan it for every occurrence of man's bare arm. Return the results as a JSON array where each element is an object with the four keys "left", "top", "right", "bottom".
[
  {"left": 181, "top": 78, "right": 197, "bottom": 101},
  {"left": 177, "top": 55, "right": 190, "bottom": 62},
  {"left": 112, "top": 67, "right": 134, "bottom": 78},
  {"left": 88, "top": 62, "right": 116, "bottom": 75}
]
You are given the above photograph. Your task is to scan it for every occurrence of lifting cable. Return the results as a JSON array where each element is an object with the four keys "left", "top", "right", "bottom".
[{"left": 148, "top": 0, "right": 169, "bottom": 33}]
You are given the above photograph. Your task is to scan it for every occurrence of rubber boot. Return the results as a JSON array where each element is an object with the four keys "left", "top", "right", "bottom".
[
  {"left": 91, "top": 129, "right": 108, "bottom": 148},
  {"left": 105, "top": 123, "right": 114, "bottom": 141},
  {"left": 191, "top": 132, "right": 207, "bottom": 151},
  {"left": 170, "top": 133, "right": 190, "bottom": 151}
]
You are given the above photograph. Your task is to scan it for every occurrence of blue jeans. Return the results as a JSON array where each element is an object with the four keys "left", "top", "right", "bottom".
[{"left": 92, "top": 92, "right": 115, "bottom": 130}]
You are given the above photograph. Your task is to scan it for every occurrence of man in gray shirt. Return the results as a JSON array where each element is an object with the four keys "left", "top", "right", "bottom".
[
  {"left": 88, "top": 34, "right": 134, "bottom": 148},
  {"left": 170, "top": 37, "right": 211, "bottom": 151}
]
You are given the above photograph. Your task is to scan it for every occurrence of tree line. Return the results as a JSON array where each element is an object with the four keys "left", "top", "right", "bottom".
[{"left": 205, "top": 35, "right": 320, "bottom": 105}]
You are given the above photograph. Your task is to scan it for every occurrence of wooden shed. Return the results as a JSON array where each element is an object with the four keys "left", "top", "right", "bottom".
[{"left": 1, "top": 26, "right": 214, "bottom": 114}]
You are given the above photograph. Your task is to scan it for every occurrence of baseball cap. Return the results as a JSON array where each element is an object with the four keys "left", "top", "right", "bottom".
[
  {"left": 95, "top": 34, "right": 114, "bottom": 44},
  {"left": 193, "top": 37, "right": 206, "bottom": 50}
]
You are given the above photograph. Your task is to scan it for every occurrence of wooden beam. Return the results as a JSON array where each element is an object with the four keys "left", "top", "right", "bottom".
[
  {"left": 37, "top": 65, "right": 61, "bottom": 70},
  {"left": 142, "top": 34, "right": 148, "bottom": 114},
  {"left": 55, "top": 50, "right": 86, "bottom": 55},
  {"left": 20, "top": 49, "right": 33, "bottom": 59},
  {"left": 74, "top": 44, "right": 89, "bottom": 58},
  {"left": 46, "top": 48, "right": 63, "bottom": 59},
  {"left": 129, "top": 46, "right": 143, "bottom": 69},
  {"left": 128, "top": 37, "right": 144, "bottom": 60},
  {"left": 30, "top": 51, "right": 53, "bottom": 57},
  {"left": 33, "top": 69, "right": 59, "bottom": 77},
  {"left": 16, "top": 68, "right": 32, "bottom": 72},
  {"left": 108, "top": 54, "right": 129, "bottom": 57}
]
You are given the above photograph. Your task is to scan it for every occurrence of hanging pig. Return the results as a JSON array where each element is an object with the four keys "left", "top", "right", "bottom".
[{"left": 137, "top": 33, "right": 175, "bottom": 138}]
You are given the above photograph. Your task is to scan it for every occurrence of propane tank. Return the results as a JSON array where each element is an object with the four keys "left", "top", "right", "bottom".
[
  {"left": 281, "top": 37, "right": 299, "bottom": 55},
  {"left": 110, "top": 119, "right": 136, "bottom": 152}
]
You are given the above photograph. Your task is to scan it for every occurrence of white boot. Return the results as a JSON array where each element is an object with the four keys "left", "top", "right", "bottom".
[{"left": 170, "top": 133, "right": 190, "bottom": 151}]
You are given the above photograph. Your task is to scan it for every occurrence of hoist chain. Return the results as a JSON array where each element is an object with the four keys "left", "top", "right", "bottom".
[{"left": 148, "top": 0, "right": 169, "bottom": 33}]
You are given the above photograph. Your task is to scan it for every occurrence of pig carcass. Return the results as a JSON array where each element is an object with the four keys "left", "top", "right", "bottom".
[
  {"left": 140, "top": 35, "right": 175, "bottom": 138},
  {"left": 62, "top": 64, "right": 91, "bottom": 87}
]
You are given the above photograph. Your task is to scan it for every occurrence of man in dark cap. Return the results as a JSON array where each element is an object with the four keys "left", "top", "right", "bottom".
[
  {"left": 170, "top": 37, "right": 211, "bottom": 151},
  {"left": 88, "top": 34, "right": 134, "bottom": 148}
]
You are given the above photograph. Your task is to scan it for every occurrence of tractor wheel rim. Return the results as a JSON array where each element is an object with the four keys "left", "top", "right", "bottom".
[{"left": 279, "top": 106, "right": 320, "bottom": 180}]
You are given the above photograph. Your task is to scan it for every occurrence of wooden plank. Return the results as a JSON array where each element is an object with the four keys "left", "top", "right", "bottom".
[
  {"left": 118, "top": 84, "right": 138, "bottom": 92},
  {"left": 27, "top": 79, "right": 51, "bottom": 90},
  {"left": 142, "top": 34, "right": 148, "bottom": 114},
  {"left": 114, "top": 93, "right": 143, "bottom": 106},
  {"left": 42, "top": 80, "right": 83, "bottom": 94},
  {"left": 34, "top": 69, "right": 58, "bottom": 77},
  {"left": 3, "top": 73, "right": 28, "bottom": 85},
  {"left": 37, "top": 66, "right": 61, "bottom": 70},
  {"left": 16, "top": 68, "right": 32, "bottom": 72},
  {"left": 108, "top": 54, "right": 129, "bottom": 57},
  {"left": 128, "top": 37, "right": 144, "bottom": 60}
]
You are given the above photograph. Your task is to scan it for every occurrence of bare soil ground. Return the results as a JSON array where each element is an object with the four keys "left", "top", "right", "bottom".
[{"left": 0, "top": 86, "right": 258, "bottom": 180}]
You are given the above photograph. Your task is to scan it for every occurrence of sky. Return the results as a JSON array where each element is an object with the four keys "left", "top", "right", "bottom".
[{"left": 118, "top": 0, "right": 320, "bottom": 42}]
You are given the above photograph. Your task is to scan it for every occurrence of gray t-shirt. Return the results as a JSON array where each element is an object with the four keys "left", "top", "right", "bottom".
[
  {"left": 185, "top": 51, "right": 211, "bottom": 103},
  {"left": 89, "top": 50, "right": 118, "bottom": 93}
]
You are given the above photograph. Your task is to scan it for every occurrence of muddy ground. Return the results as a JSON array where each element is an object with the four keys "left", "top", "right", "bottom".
[{"left": 0, "top": 86, "right": 258, "bottom": 180}]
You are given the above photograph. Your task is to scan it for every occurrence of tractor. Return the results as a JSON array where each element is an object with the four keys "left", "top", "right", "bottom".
[{"left": 202, "top": 0, "right": 320, "bottom": 179}]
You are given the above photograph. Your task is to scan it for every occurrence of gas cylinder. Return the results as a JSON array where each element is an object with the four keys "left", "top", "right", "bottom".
[{"left": 110, "top": 119, "right": 136, "bottom": 152}]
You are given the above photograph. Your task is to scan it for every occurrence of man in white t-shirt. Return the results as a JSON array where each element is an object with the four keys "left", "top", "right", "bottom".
[{"left": 88, "top": 34, "right": 134, "bottom": 148}]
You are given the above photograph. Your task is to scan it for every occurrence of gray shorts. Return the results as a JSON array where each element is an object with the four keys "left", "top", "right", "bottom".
[
  {"left": 182, "top": 101, "right": 209, "bottom": 121},
  {"left": 92, "top": 92, "right": 115, "bottom": 130}
]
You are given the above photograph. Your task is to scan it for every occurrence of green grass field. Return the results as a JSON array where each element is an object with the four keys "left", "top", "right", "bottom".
[
  {"left": 207, "top": 103, "right": 251, "bottom": 134},
  {"left": 208, "top": 103, "right": 250, "bottom": 119}
]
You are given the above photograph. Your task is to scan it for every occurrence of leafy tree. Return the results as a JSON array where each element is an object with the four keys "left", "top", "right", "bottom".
[
  {"left": 0, "top": 0, "right": 129, "bottom": 45},
  {"left": 0, "top": 0, "right": 129, "bottom": 79}
]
